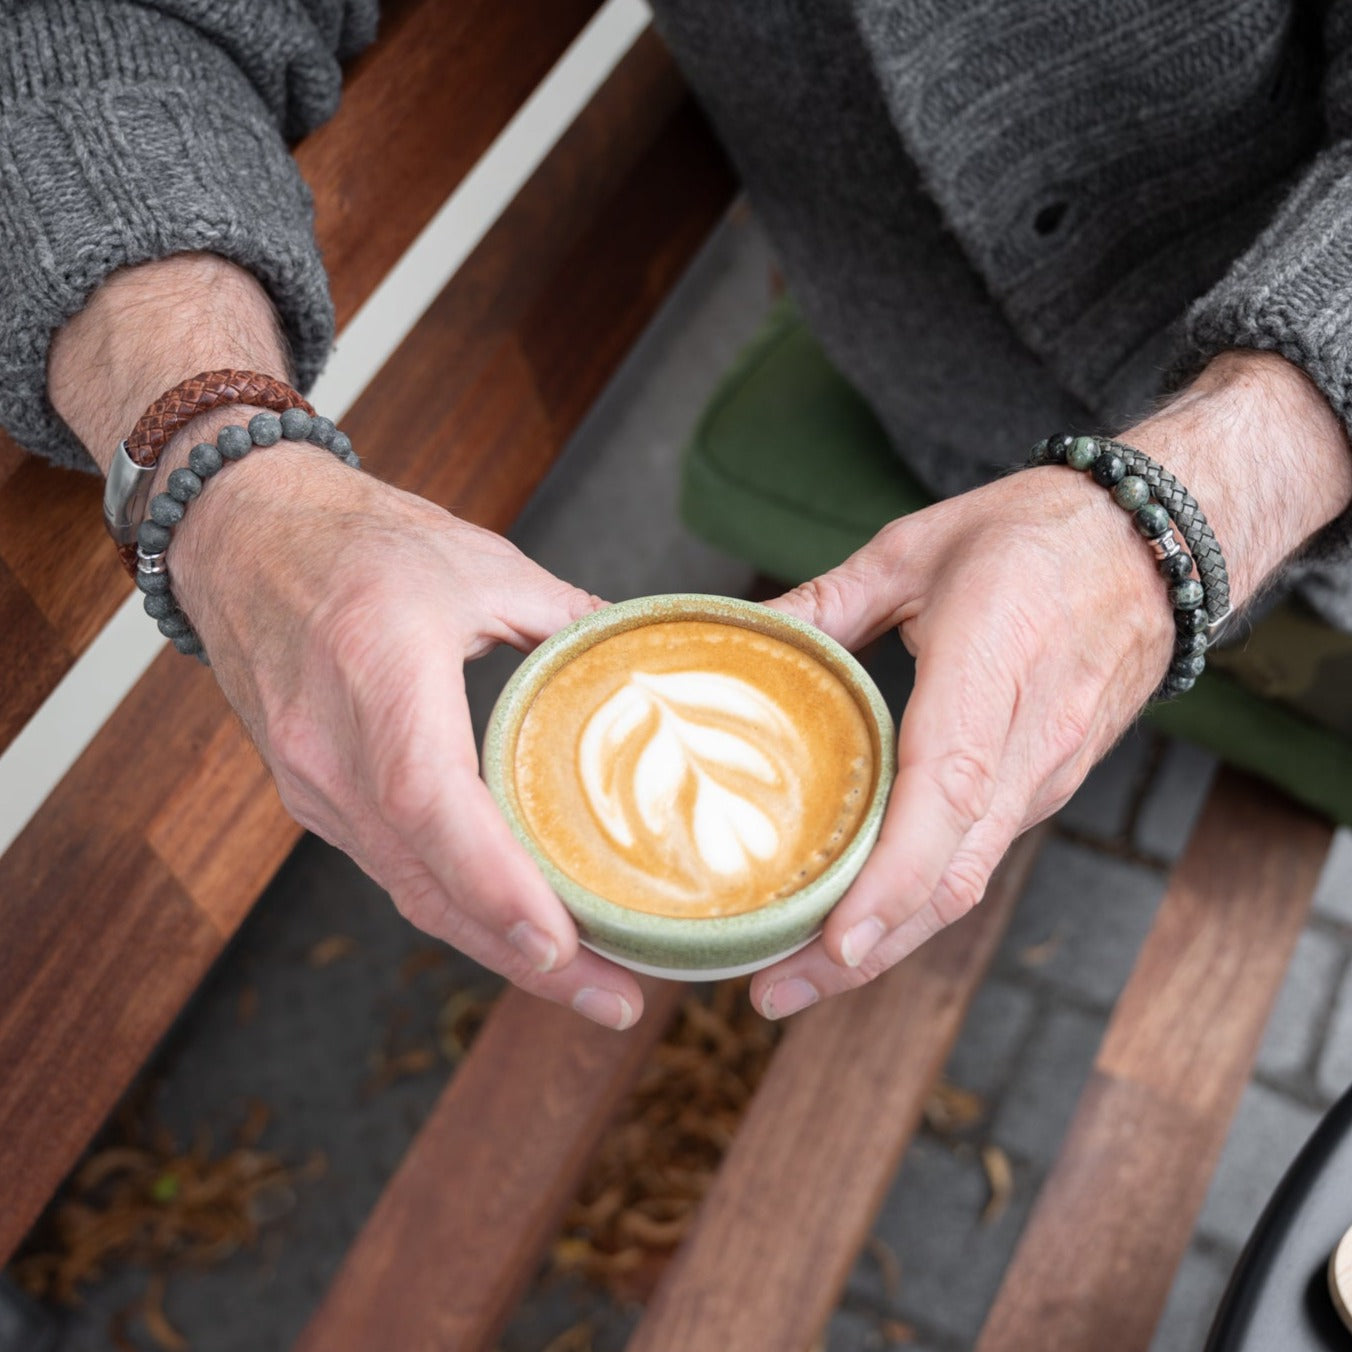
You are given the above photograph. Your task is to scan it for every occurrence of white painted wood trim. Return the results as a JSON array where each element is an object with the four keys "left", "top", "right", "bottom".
[{"left": 0, "top": 0, "right": 652, "bottom": 855}]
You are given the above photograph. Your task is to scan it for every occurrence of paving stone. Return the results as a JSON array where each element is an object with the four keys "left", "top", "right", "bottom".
[
  {"left": 825, "top": 1306, "right": 941, "bottom": 1352},
  {"left": 1056, "top": 726, "right": 1154, "bottom": 842},
  {"left": 990, "top": 1005, "right": 1107, "bottom": 1170},
  {"left": 0, "top": 1276, "right": 56, "bottom": 1352},
  {"left": 846, "top": 1135, "right": 1034, "bottom": 1347},
  {"left": 1314, "top": 828, "right": 1352, "bottom": 928},
  {"left": 1255, "top": 928, "right": 1345, "bottom": 1080},
  {"left": 1317, "top": 960, "right": 1352, "bottom": 1102},
  {"left": 1131, "top": 740, "right": 1218, "bottom": 861},
  {"left": 1148, "top": 1245, "right": 1235, "bottom": 1352},
  {"left": 941, "top": 978, "right": 1038, "bottom": 1103},
  {"left": 999, "top": 837, "right": 1166, "bottom": 1009},
  {"left": 1197, "top": 1082, "right": 1322, "bottom": 1250}
]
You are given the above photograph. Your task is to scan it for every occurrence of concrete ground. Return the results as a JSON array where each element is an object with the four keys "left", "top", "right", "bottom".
[{"left": 15, "top": 210, "right": 1352, "bottom": 1352}]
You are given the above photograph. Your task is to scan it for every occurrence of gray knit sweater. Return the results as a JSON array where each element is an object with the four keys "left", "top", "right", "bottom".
[{"left": 4, "top": 0, "right": 1352, "bottom": 620}]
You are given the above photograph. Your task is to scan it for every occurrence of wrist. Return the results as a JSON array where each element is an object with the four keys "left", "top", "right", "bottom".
[
  {"left": 48, "top": 253, "right": 292, "bottom": 474},
  {"left": 1125, "top": 350, "right": 1352, "bottom": 609}
]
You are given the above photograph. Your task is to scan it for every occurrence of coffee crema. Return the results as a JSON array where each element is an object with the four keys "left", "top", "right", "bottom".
[{"left": 512, "top": 620, "right": 876, "bottom": 918}]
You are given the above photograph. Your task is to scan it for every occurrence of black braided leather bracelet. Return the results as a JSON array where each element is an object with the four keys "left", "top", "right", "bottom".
[{"left": 1029, "top": 434, "right": 1233, "bottom": 700}]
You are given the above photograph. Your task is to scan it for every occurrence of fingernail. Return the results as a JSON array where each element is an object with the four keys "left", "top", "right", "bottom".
[
  {"left": 572, "top": 987, "right": 636, "bottom": 1031},
  {"left": 508, "top": 921, "right": 558, "bottom": 973},
  {"left": 841, "top": 916, "right": 887, "bottom": 968},
  {"left": 763, "top": 977, "right": 819, "bottom": 1021}
]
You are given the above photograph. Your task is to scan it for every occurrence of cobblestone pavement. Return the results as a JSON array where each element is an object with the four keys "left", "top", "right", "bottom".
[{"left": 16, "top": 212, "right": 1352, "bottom": 1352}]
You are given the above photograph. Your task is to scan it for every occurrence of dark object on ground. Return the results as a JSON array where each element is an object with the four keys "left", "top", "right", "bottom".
[{"left": 1206, "top": 1081, "right": 1352, "bottom": 1351}]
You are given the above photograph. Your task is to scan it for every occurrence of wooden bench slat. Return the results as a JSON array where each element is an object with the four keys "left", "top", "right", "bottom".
[
  {"left": 295, "top": 979, "right": 685, "bottom": 1352},
  {"left": 974, "top": 769, "right": 1333, "bottom": 1352},
  {"left": 0, "top": 0, "right": 606, "bottom": 756},
  {"left": 624, "top": 828, "right": 1046, "bottom": 1352},
  {"left": 0, "top": 31, "right": 733, "bottom": 1266},
  {"left": 0, "top": 460, "right": 126, "bottom": 660},
  {"left": 302, "top": 0, "right": 604, "bottom": 331}
]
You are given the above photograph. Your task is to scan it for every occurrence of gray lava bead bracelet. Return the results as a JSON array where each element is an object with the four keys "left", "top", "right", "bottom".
[
  {"left": 134, "top": 409, "right": 360, "bottom": 663},
  {"left": 1028, "top": 434, "right": 1232, "bottom": 700}
]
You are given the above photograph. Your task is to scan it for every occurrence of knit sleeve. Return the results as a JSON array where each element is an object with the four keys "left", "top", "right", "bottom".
[
  {"left": 0, "top": 1, "right": 378, "bottom": 470},
  {"left": 1178, "top": 3, "right": 1352, "bottom": 572}
]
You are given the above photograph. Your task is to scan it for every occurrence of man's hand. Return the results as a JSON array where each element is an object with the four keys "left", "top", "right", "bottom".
[
  {"left": 169, "top": 444, "right": 645, "bottom": 1029},
  {"left": 48, "top": 252, "right": 645, "bottom": 1030},
  {"left": 752, "top": 349, "right": 1352, "bottom": 1019}
]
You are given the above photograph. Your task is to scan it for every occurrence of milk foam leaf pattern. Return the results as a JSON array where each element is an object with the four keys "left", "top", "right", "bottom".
[{"left": 578, "top": 670, "right": 803, "bottom": 880}]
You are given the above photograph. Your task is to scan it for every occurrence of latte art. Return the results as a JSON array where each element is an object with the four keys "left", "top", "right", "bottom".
[
  {"left": 513, "top": 620, "right": 876, "bottom": 918},
  {"left": 578, "top": 670, "right": 801, "bottom": 879}
]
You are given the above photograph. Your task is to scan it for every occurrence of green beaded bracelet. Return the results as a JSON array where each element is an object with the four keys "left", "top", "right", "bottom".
[
  {"left": 1029, "top": 434, "right": 1232, "bottom": 700},
  {"left": 134, "top": 410, "right": 360, "bottom": 663}
]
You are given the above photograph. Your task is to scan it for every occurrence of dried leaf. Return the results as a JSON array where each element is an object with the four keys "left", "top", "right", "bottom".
[
  {"left": 142, "top": 1275, "right": 188, "bottom": 1351},
  {"left": 436, "top": 990, "right": 493, "bottom": 1063},
  {"left": 881, "top": 1318, "right": 916, "bottom": 1344},
  {"left": 980, "top": 1144, "right": 1014, "bottom": 1225},
  {"left": 550, "top": 979, "right": 782, "bottom": 1299},
  {"left": 541, "top": 1319, "right": 595, "bottom": 1352},
  {"left": 14, "top": 1101, "right": 316, "bottom": 1307},
  {"left": 398, "top": 946, "right": 450, "bottom": 986},
  {"left": 1019, "top": 929, "right": 1063, "bottom": 967},
  {"left": 923, "top": 1080, "right": 986, "bottom": 1136},
  {"left": 307, "top": 934, "right": 359, "bottom": 968},
  {"left": 616, "top": 1209, "right": 690, "bottom": 1248},
  {"left": 75, "top": 1148, "right": 156, "bottom": 1192}
]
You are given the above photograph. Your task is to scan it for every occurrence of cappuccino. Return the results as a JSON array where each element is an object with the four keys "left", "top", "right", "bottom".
[{"left": 512, "top": 619, "right": 876, "bottom": 918}]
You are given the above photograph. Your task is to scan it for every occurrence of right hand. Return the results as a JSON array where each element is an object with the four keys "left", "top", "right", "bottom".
[{"left": 169, "top": 430, "right": 646, "bottom": 1030}]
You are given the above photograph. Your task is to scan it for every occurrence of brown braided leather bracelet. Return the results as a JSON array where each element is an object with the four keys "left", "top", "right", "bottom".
[{"left": 103, "top": 369, "right": 315, "bottom": 577}]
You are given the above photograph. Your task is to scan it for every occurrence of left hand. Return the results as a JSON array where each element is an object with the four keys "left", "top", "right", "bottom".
[{"left": 750, "top": 349, "right": 1352, "bottom": 1020}]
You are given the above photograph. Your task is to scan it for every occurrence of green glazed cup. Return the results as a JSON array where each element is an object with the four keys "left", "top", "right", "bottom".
[{"left": 482, "top": 594, "right": 896, "bottom": 979}]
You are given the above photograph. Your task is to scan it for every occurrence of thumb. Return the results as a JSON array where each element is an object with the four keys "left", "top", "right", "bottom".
[{"left": 761, "top": 522, "right": 919, "bottom": 650}]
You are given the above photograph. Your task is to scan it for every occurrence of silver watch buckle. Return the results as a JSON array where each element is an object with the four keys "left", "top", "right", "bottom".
[{"left": 103, "top": 440, "right": 156, "bottom": 547}]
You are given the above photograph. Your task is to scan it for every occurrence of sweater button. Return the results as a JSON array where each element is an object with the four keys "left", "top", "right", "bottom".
[{"left": 1032, "top": 200, "right": 1069, "bottom": 235}]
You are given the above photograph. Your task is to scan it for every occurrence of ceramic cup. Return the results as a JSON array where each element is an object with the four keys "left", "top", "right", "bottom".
[{"left": 482, "top": 593, "right": 896, "bottom": 980}]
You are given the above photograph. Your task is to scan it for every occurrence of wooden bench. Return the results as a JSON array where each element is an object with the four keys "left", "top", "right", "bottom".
[{"left": 0, "top": 4, "right": 1340, "bottom": 1349}]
